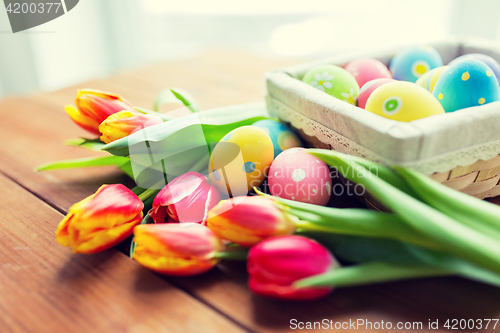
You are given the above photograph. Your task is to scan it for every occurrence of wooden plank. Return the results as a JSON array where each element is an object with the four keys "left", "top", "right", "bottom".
[
  {"left": 0, "top": 174, "right": 246, "bottom": 333},
  {"left": 2, "top": 49, "right": 500, "bottom": 332}
]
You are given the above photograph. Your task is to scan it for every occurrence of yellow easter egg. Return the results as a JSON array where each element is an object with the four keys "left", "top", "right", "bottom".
[
  {"left": 365, "top": 81, "right": 445, "bottom": 122},
  {"left": 428, "top": 66, "right": 449, "bottom": 93},
  {"left": 209, "top": 126, "right": 274, "bottom": 196}
]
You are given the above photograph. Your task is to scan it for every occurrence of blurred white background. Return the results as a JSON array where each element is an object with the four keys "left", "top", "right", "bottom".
[{"left": 0, "top": 0, "right": 499, "bottom": 98}]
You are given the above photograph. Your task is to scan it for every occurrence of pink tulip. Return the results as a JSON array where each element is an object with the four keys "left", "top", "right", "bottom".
[
  {"left": 247, "top": 235, "right": 338, "bottom": 300},
  {"left": 149, "top": 172, "right": 220, "bottom": 224}
]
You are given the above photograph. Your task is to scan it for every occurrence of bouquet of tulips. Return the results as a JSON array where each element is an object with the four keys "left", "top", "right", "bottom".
[{"left": 38, "top": 88, "right": 500, "bottom": 301}]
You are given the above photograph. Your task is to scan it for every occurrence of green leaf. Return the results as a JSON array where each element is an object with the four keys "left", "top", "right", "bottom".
[
  {"left": 35, "top": 155, "right": 129, "bottom": 171},
  {"left": 118, "top": 160, "right": 135, "bottom": 179},
  {"left": 153, "top": 88, "right": 200, "bottom": 113},
  {"left": 294, "top": 262, "right": 449, "bottom": 289},
  {"left": 64, "top": 138, "right": 105, "bottom": 152},
  {"left": 102, "top": 104, "right": 268, "bottom": 177}
]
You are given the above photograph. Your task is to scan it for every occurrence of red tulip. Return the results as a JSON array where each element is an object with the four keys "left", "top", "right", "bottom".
[
  {"left": 149, "top": 172, "right": 220, "bottom": 224},
  {"left": 65, "top": 89, "right": 135, "bottom": 135},
  {"left": 99, "top": 110, "right": 163, "bottom": 144},
  {"left": 133, "top": 223, "right": 224, "bottom": 276},
  {"left": 206, "top": 196, "right": 296, "bottom": 246},
  {"left": 56, "top": 184, "right": 144, "bottom": 254},
  {"left": 247, "top": 235, "right": 338, "bottom": 300}
]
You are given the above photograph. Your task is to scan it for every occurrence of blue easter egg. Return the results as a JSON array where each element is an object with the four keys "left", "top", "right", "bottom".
[
  {"left": 432, "top": 59, "right": 500, "bottom": 113},
  {"left": 252, "top": 119, "right": 302, "bottom": 158},
  {"left": 449, "top": 53, "right": 500, "bottom": 86},
  {"left": 390, "top": 46, "right": 443, "bottom": 83}
]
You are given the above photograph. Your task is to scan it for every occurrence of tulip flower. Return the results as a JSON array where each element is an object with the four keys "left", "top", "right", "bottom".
[
  {"left": 99, "top": 110, "right": 163, "bottom": 144},
  {"left": 247, "top": 235, "right": 338, "bottom": 300},
  {"left": 149, "top": 172, "right": 220, "bottom": 224},
  {"left": 132, "top": 223, "right": 224, "bottom": 276},
  {"left": 65, "top": 89, "right": 135, "bottom": 135},
  {"left": 56, "top": 184, "right": 144, "bottom": 254},
  {"left": 206, "top": 196, "right": 296, "bottom": 246}
]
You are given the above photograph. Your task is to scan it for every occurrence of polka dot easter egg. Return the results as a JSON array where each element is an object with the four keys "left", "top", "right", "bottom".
[
  {"left": 389, "top": 46, "right": 443, "bottom": 83},
  {"left": 302, "top": 65, "right": 360, "bottom": 105},
  {"left": 209, "top": 126, "right": 274, "bottom": 197},
  {"left": 357, "top": 78, "right": 395, "bottom": 109},
  {"left": 449, "top": 53, "right": 500, "bottom": 86},
  {"left": 268, "top": 148, "right": 332, "bottom": 206},
  {"left": 344, "top": 58, "right": 392, "bottom": 88},
  {"left": 432, "top": 59, "right": 500, "bottom": 113},
  {"left": 252, "top": 119, "right": 302, "bottom": 158},
  {"left": 365, "top": 81, "right": 445, "bottom": 122},
  {"left": 415, "top": 66, "right": 448, "bottom": 93}
]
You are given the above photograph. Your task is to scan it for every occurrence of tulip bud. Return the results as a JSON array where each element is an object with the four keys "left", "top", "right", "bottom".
[
  {"left": 99, "top": 110, "right": 163, "bottom": 144},
  {"left": 247, "top": 235, "right": 338, "bottom": 300},
  {"left": 206, "top": 196, "right": 296, "bottom": 246},
  {"left": 149, "top": 172, "right": 220, "bottom": 224},
  {"left": 65, "top": 89, "right": 135, "bottom": 135},
  {"left": 133, "top": 223, "right": 224, "bottom": 276},
  {"left": 56, "top": 184, "right": 144, "bottom": 254}
]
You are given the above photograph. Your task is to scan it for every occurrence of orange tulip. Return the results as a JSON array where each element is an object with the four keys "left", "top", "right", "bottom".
[
  {"left": 65, "top": 89, "right": 135, "bottom": 135},
  {"left": 56, "top": 184, "right": 144, "bottom": 254},
  {"left": 133, "top": 223, "right": 224, "bottom": 276},
  {"left": 206, "top": 196, "right": 296, "bottom": 246},
  {"left": 99, "top": 110, "right": 163, "bottom": 144}
]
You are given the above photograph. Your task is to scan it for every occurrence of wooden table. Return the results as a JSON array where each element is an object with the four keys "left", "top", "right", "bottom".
[{"left": 1, "top": 49, "right": 499, "bottom": 333}]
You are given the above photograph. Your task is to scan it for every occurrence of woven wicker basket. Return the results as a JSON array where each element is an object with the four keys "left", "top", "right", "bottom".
[
  {"left": 292, "top": 126, "right": 500, "bottom": 200},
  {"left": 266, "top": 38, "right": 500, "bottom": 199}
]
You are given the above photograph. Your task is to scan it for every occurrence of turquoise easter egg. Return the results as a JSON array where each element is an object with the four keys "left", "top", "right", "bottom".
[
  {"left": 449, "top": 53, "right": 500, "bottom": 85},
  {"left": 432, "top": 59, "right": 500, "bottom": 113},
  {"left": 252, "top": 119, "right": 302, "bottom": 158},
  {"left": 390, "top": 46, "right": 443, "bottom": 83},
  {"left": 302, "top": 65, "right": 360, "bottom": 105}
]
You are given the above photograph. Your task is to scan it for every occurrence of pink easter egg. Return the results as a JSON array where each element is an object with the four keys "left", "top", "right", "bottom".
[
  {"left": 357, "top": 78, "right": 395, "bottom": 109},
  {"left": 268, "top": 148, "right": 332, "bottom": 206},
  {"left": 344, "top": 58, "right": 392, "bottom": 89}
]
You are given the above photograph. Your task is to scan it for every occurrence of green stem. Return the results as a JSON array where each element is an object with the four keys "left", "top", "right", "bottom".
[
  {"left": 294, "top": 262, "right": 449, "bottom": 289},
  {"left": 214, "top": 250, "right": 248, "bottom": 261},
  {"left": 138, "top": 188, "right": 160, "bottom": 201},
  {"left": 293, "top": 215, "right": 439, "bottom": 250},
  {"left": 256, "top": 189, "right": 440, "bottom": 250}
]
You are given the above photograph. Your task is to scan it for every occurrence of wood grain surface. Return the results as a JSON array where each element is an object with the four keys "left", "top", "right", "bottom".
[{"left": 1, "top": 48, "right": 499, "bottom": 333}]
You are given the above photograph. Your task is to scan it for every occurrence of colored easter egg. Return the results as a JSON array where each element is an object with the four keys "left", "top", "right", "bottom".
[
  {"left": 432, "top": 59, "right": 500, "bottom": 113},
  {"left": 365, "top": 81, "right": 445, "bottom": 122},
  {"left": 449, "top": 53, "right": 500, "bottom": 85},
  {"left": 389, "top": 46, "right": 443, "bottom": 82},
  {"left": 415, "top": 66, "right": 449, "bottom": 93},
  {"left": 268, "top": 148, "right": 332, "bottom": 206},
  {"left": 209, "top": 126, "right": 274, "bottom": 196},
  {"left": 252, "top": 119, "right": 302, "bottom": 158},
  {"left": 302, "top": 65, "right": 360, "bottom": 105},
  {"left": 344, "top": 58, "right": 392, "bottom": 88},
  {"left": 427, "top": 66, "right": 449, "bottom": 93},
  {"left": 357, "top": 78, "right": 395, "bottom": 109}
]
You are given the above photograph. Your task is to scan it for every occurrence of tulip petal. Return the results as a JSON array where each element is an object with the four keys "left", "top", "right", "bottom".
[{"left": 65, "top": 105, "right": 101, "bottom": 135}]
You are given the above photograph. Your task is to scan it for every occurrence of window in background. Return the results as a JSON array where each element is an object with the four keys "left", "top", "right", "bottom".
[{"left": 0, "top": 0, "right": 499, "bottom": 99}]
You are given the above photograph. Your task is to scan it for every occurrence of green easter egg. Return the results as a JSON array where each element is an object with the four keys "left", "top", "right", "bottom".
[{"left": 302, "top": 65, "right": 360, "bottom": 105}]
